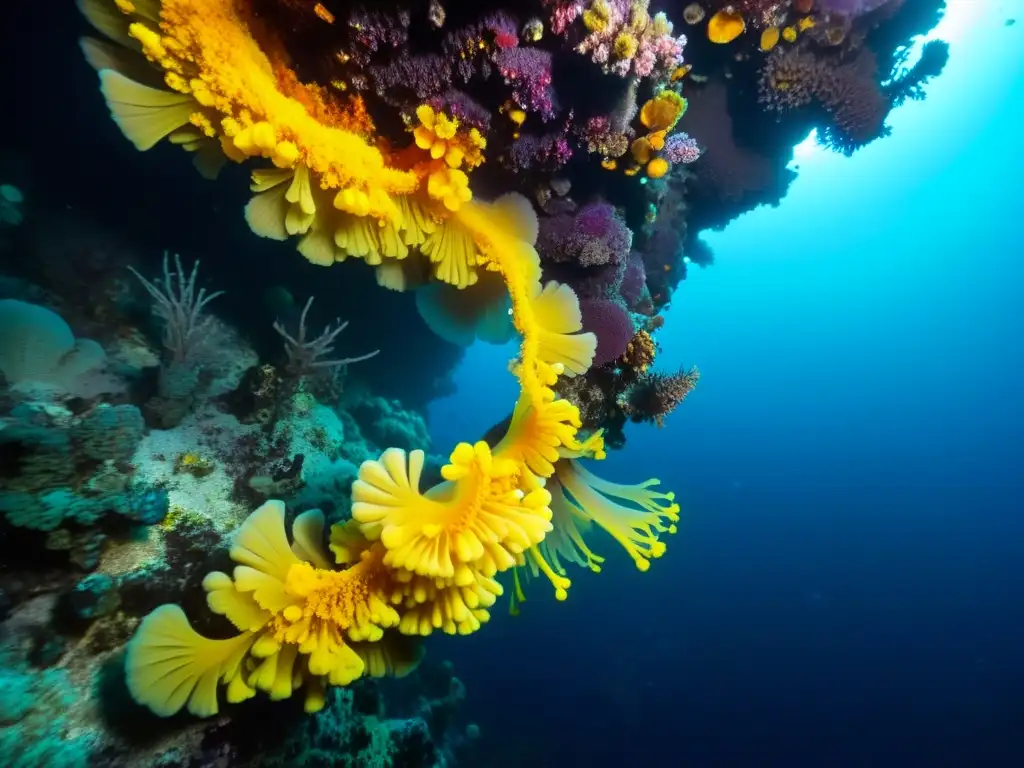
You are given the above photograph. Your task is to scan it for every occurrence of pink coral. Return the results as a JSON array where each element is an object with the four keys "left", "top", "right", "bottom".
[
  {"left": 545, "top": 0, "right": 586, "bottom": 35},
  {"left": 664, "top": 132, "right": 702, "bottom": 164},
  {"left": 562, "top": 0, "right": 686, "bottom": 81},
  {"left": 581, "top": 116, "right": 630, "bottom": 158}
]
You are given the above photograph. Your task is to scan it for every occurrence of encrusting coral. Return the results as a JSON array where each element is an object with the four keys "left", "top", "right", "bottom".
[{"left": 78, "top": 0, "right": 682, "bottom": 718}]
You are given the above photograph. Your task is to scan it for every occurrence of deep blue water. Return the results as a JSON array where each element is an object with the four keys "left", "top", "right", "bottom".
[{"left": 429, "top": 7, "right": 1024, "bottom": 766}]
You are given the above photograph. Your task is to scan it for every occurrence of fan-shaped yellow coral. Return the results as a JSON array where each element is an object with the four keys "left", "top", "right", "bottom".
[
  {"left": 640, "top": 90, "right": 688, "bottom": 133},
  {"left": 555, "top": 460, "right": 679, "bottom": 572},
  {"left": 351, "top": 443, "right": 553, "bottom": 582},
  {"left": 80, "top": 0, "right": 690, "bottom": 721},
  {"left": 126, "top": 502, "right": 417, "bottom": 717}
]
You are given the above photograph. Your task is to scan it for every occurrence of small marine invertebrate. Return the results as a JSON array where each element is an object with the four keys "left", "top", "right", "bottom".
[
  {"left": 682, "top": 3, "right": 706, "bottom": 24},
  {"left": 760, "top": 26, "right": 781, "bottom": 51},
  {"left": 523, "top": 17, "right": 545, "bottom": 42},
  {"left": 174, "top": 451, "right": 215, "bottom": 478}
]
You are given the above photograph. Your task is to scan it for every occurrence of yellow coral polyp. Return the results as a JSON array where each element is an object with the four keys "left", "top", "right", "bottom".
[
  {"left": 428, "top": 167, "right": 473, "bottom": 212},
  {"left": 582, "top": 0, "right": 613, "bottom": 33},
  {"left": 414, "top": 104, "right": 486, "bottom": 170},
  {"left": 351, "top": 443, "right": 553, "bottom": 582},
  {"left": 613, "top": 31, "right": 639, "bottom": 60}
]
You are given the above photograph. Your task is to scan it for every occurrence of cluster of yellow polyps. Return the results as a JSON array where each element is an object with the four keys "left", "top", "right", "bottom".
[{"left": 80, "top": 0, "right": 681, "bottom": 717}]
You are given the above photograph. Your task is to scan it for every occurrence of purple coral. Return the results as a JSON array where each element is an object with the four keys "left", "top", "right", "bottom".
[
  {"left": 345, "top": 8, "right": 410, "bottom": 66},
  {"left": 504, "top": 131, "right": 573, "bottom": 173},
  {"left": 493, "top": 48, "right": 557, "bottom": 120},
  {"left": 579, "top": 298, "right": 635, "bottom": 366},
  {"left": 369, "top": 53, "right": 451, "bottom": 105},
  {"left": 619, "top": 252, "right": 648, "bottom": 308},
  {"left": 664, "top": 133, "right": 702, "bottom": 164},
  {"left": 538, "top": 202, "right": 633, "bottom": 268},
  {"left": 427, "top": 90, "right": 492, "bottom": 132}
]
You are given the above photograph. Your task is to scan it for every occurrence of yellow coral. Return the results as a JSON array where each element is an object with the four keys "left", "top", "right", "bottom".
[
  {"left": 80, "top": 0, "right": 689, "bottom": 720},
  {"left": 613, "top": 31, "right": 639, "bottom": 60},
  {"left": 707, "top": 10, "right": 746, "bottom": 44},
  {"left": 126, "top": 503, "right": 412, "bottom": 716},
  {"left": 351, "top": 443, "right": 553, "bottom": 581},
  {"left": 582, "top": 0, "right": 613, "bottom": 33},
  {"left": 640, "top": 91, "right": 687, "bottom": 133},
  {"left": 554, "top": 460, "right": 679, "bottom": 572},
  {"left": 647, "top": 157, "right": 669, "bottom": 178},
  {"left": 413, "top": 104, "right": 487, "bottom": 170}
]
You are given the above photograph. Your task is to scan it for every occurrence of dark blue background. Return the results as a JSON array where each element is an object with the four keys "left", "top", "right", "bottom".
[{"left": 429, "top": 11, "right": 1024, "bottom": 766}]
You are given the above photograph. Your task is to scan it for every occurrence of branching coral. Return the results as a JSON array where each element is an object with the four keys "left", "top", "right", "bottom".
[
  {"left": 273, "top": 296, "right": 379, "bottom": 379},
  {"left": 78, "top": 0, "right": 690, "bottom": 720},
  {"left": 619, "top": 366, "right": 700, "bottom": 426},
  {"left": 128, "top": 252, "right": 222, "bottom": 366}
]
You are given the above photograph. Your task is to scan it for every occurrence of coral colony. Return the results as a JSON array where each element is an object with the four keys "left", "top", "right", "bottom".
[{"left": 0, "top": 0, "right": 949, "bottom": 763}]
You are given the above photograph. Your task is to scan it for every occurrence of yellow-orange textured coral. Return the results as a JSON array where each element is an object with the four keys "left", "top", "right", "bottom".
[{"left": 78, "top": 0, "right": 684, "bottom": 718}]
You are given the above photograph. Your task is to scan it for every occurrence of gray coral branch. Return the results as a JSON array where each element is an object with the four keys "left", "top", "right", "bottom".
[
  {"left": 128, "top": 253, "right": 223, "bottom": 365},
  {"left": 273, "top": 296, "right": 379, "bottom": 378}
]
